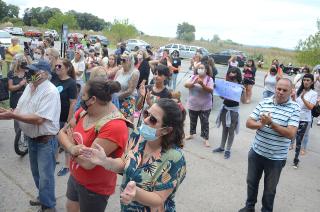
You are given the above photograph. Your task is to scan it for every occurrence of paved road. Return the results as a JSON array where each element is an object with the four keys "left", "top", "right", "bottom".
[{"left": 0, "top": 61, "right": 319, "bottom": 212}]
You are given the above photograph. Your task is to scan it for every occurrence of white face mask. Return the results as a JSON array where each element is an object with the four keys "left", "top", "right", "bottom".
[
  {"left": 33, "top": 53, "right": 41, "bottom": 61},
  {"left": 197, "top": 68, "right": 206, "bottom": 76}
]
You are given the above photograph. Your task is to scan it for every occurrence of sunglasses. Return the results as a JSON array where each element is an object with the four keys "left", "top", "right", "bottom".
[
  {"left": 121, "top": 58, "right": 127, "bottom": 63},
  {"left": 55, "top": 64, "right": 62, "bottom": 69},
  {"left": 143, "top": 110, "right": 158, "bottom": 125}
]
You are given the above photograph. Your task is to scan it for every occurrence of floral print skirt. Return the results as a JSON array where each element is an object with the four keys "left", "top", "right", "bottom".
[{"left": 119, "top": 96, "right": 136, "bottom": 118}]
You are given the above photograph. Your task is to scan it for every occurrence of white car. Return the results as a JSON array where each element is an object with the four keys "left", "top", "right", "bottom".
[
  {"left": 3, "top": 27, "right": 24, "bottom": 36},
  {"left": 126, "top": 39, "right": 150, "bottom": 51},
  {"left": 160, "top": 43, "right": 210, "bottom": 59},
  {"left": 44, "top": 30, "right": 60, "bottom": 41},
  {"left": 0, "top": 30, "right": 12, "bottom": 48}
]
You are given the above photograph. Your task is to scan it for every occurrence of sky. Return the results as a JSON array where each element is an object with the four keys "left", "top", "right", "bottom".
[{"left": 4, "top": 0, "right": 320, "bottom": 49}]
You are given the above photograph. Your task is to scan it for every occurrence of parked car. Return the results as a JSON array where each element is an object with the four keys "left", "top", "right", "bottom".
[
  {"left": 44, "top": 29, "right": 59, "bottom": 41},
  {"left": 24, "top": 30, "right": 42, "bottom": 37},
  {"left": 88, "top": 35, "right": 109, "bottom": 46},
  {"left": 3, "top": 27, "right": 24, "bottom": 36},
  {"left": 159, "top": 43, "right": 210, "bottom": 59},
  {"left": 126, "top": 39, "right": 150, "bottom": 51},
  {"left": 210, "top": 49, "right": 247, "bottom": 67},
  {"left": 0, "top": 30, "right": 12, "bottom": 48}
]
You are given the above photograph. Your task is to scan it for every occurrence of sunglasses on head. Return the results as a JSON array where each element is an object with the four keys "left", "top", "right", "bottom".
[
  {"left": 55, "top": 64, "right": 62, "bottom": 69},
  {"left": 143, "top": 110, "right": 158, "bottom": 125}
]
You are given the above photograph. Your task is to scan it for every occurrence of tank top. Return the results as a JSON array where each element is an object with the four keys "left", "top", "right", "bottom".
[{"left": 264, "top": 74, "right": 277, "bottom": 92}]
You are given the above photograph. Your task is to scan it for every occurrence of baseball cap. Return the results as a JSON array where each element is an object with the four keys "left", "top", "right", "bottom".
[{"left": 26, "top": 59, "right": 51, "bottom": 73}]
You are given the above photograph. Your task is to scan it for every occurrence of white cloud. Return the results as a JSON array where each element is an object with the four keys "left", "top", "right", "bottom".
[{"left": 4, "top": 0, "right": 319, "bottom": 49}]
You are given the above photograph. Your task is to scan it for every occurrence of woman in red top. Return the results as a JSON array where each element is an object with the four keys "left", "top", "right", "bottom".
[{"left": 58, "top": 78, "right": 129, "bottom": 212}]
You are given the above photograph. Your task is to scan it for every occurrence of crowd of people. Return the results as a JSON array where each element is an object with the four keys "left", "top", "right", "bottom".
[{"left": 0, "top": 35, "right": 319, "bottom": 212}]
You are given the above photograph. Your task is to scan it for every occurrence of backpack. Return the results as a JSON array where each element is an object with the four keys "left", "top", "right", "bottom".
[{"left": 76, "top": 109, "right": 134, "bottom": 135}]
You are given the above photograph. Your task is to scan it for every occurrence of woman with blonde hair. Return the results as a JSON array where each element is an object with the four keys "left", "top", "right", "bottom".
[
  {"left": 114, "top": 52, "right": 140, "bottom": 122},
  {"left": 105, "top": 54, "right": 120, "bottom": 80},
  {"left": 7, "top": 54, "right": 27, "bottom": 141}
]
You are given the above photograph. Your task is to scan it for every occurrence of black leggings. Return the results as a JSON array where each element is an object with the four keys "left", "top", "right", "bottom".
[
  {"left": 293, "top": 121, "right": 309, "bottom": 166},
  {"left": 188, "top": 109, "right": 211, "bottom": 140}
]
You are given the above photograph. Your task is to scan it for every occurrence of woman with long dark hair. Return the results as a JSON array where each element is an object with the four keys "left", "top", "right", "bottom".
[
  {"left": 293, "top": 73, "right": 317, "bottom": 168},
  {"left": 52, "top": 58, "right": 78, "bottom": 176},
  {"left": 242, "top": 59, "right": 256, "bottom": 103},
  {"left": 79, "top": 98, "right": 186, "bottom": 211},
  {"left": 213, "top": 67, "right": 246, "bottom": 159}
]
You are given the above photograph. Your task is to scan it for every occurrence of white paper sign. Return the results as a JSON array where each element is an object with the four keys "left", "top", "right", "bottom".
[{"left": 214, "top": 79, "right": 243, "bottom": 102}]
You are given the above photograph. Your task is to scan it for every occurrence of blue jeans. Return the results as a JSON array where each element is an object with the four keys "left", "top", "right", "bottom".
[
  {"left": 172, "top": 73, "right": 178, "bottom": 90},
  {"left": 245, "top": 149, "right": 286, "bottom": 212},
  {"left": 263, "top": 90, "right": 274, "bottom": 98},
  {"left": 301, "top": 121, "right": 311, "bottom": 149},
  {"left": 28, "top": 137, "right": 58, "bottom": 208}
]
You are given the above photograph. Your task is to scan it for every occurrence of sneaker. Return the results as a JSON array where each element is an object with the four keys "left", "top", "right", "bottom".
[
  {"left": 212, "top": 147, "right": 224, "bottom": 153},
  {"left": 293, "top": 164, "right": 298, "bottom": 169},
  {"left": 57, "top": 167, "right": 69, "bottom": 176},
  {"left": 29, "top": 197, "right": 41, "bottom": 206},
  {"left": 224, "top": 150, "right": 231, "bottom": 159},
  {"left": 238, "top": 206, "right": 255, "bottom": 212}
]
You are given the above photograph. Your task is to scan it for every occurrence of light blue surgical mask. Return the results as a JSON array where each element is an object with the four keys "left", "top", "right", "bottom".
[{"left": 139, "top": 122, "right": 158, "bottom": 141}]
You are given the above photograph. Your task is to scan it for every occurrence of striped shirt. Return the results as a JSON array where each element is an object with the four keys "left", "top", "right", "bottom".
[{"left": 250, "top": 97, "right": 300, "bottom": 160}]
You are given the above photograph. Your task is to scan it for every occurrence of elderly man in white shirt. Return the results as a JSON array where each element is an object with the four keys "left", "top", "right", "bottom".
[{"left": 0, "top": 59, "right": 61, "bottom": 212}]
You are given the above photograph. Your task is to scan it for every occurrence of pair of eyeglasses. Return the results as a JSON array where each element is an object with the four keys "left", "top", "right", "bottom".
[
  {"left": 143, "top": 110, "right": 158, "bottom": 125},
  {"left": 121, "top": 58, "right": 127, "bottom": 63},
  {"left": 55, "top": 64, "right": 62, "bottom": 69}
]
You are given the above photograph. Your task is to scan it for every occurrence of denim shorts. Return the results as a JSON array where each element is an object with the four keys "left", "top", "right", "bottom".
[{"left": 66, "top": 175, "right": 109, "bottom": 212}]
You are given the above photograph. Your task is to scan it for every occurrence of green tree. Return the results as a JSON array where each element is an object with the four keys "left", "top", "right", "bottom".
[
  {"left": 46, "top": 13, "right": 78, "bottom": 32},
  {"left": 109, "top": 19, "right": 138, "bottom": 42},
  {"left": 23, "top": 7, "right": 61, "bottom": 26},
  {"left": 67, "top": 10, "right": 110, "bottom": 31},
  {"left": 6, "top": 4, "right": 19, "bottom": 18},
  {"left": 0, "top": 0, "right": 20, "bottom": 21},
  {"left": 176, "top": 22, "right": 196, "bottom": 42},
  {"left": 296, "top": 19, "right": 320, "bottom": 66},
  {"left": 211, "top": 34, "right": 220, "bottom": 43}
]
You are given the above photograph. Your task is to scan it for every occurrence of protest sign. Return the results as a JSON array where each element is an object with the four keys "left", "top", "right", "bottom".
[{"left": 214, "top": 79, "right": 243, "bottom": 102}]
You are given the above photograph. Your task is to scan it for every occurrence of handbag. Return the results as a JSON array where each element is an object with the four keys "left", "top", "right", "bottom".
[
  {"left": 0, "top": 78, "right": 9, "bottom": 101},
  {"left": 311, "top": 102, "right": 320, "bottom": 117}
]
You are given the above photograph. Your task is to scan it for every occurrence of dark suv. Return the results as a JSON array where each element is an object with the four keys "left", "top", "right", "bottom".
[{"left": 210, "top": 49, "right": 247, "bottom": 67}]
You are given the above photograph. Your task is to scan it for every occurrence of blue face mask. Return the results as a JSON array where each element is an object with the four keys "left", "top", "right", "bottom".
[{"left": 139, "top": 122, "right": 159, "bottom": 141}]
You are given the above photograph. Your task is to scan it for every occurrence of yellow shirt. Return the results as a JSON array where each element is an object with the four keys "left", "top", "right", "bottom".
[{"left": 5, "top": 44, "right": 22, "bottom": 62}]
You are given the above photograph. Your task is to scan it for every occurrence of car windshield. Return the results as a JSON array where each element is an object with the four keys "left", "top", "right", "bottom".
[
  {"left": 0, "top": 31, "right": 10, "bottom": 38},
  {"left": 139, "top": 40, "right": 148, "bottom": 44}
]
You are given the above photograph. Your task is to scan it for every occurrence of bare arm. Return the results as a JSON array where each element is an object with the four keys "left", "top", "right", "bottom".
[
  {"left": 269, "top": 123, "right": 297, "bottom": 140},
  {"left": 67, "top": 99, "right": 77, "bottom": 122},
  {"left": 12, "top": 112, "right": 45, "bottom": 125},
  {"left": 133, "top": 187, "right": 173, "bottom": 208},
  {"left": 118, "top": 71, "right": 139, "bottom": 99},
  {"left": 8, "top": 79, "right": 26, "bottom": 92}
]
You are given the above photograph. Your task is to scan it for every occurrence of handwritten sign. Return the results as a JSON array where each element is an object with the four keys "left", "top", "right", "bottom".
[{"left": 214, "top": 79, "right": 243, "bottom": 102}]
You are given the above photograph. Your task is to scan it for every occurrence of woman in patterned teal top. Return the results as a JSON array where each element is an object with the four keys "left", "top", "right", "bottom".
[{"left": 80, "top": 98, "right": 187, "bottom": 211}]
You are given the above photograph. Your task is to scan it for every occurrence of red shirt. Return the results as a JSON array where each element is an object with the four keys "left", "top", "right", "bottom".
[{"left": 70, "top": 109, "right": 129, "bottom": 195}]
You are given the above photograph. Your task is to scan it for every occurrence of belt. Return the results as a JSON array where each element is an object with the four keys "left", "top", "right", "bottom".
[{"left": 32, "top": 135, "right": 55, "bottom": 143}]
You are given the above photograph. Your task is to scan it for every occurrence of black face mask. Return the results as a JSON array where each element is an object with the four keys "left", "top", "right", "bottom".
[{"left": 80, "top": 97, "right": 91, "bottom": 111}]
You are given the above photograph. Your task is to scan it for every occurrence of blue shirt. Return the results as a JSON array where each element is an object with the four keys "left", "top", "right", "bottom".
[{"left": 249, "top": 97, "right": 300, "bottom": 160}]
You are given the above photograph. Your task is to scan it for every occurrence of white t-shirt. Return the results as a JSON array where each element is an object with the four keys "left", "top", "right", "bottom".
[
  {"left": 16, "top": 80, "right": 61, "bottom": 138},
  {"left": 72, "top": 60, "right": 86, "bottom": 81},
  {"left": 296, "top": 89, "right": 317, "bottom": 122}
]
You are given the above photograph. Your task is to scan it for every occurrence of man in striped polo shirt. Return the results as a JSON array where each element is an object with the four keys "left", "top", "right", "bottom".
[{"left": 239, "top": 78, "right": 300, "bottom": 212}]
